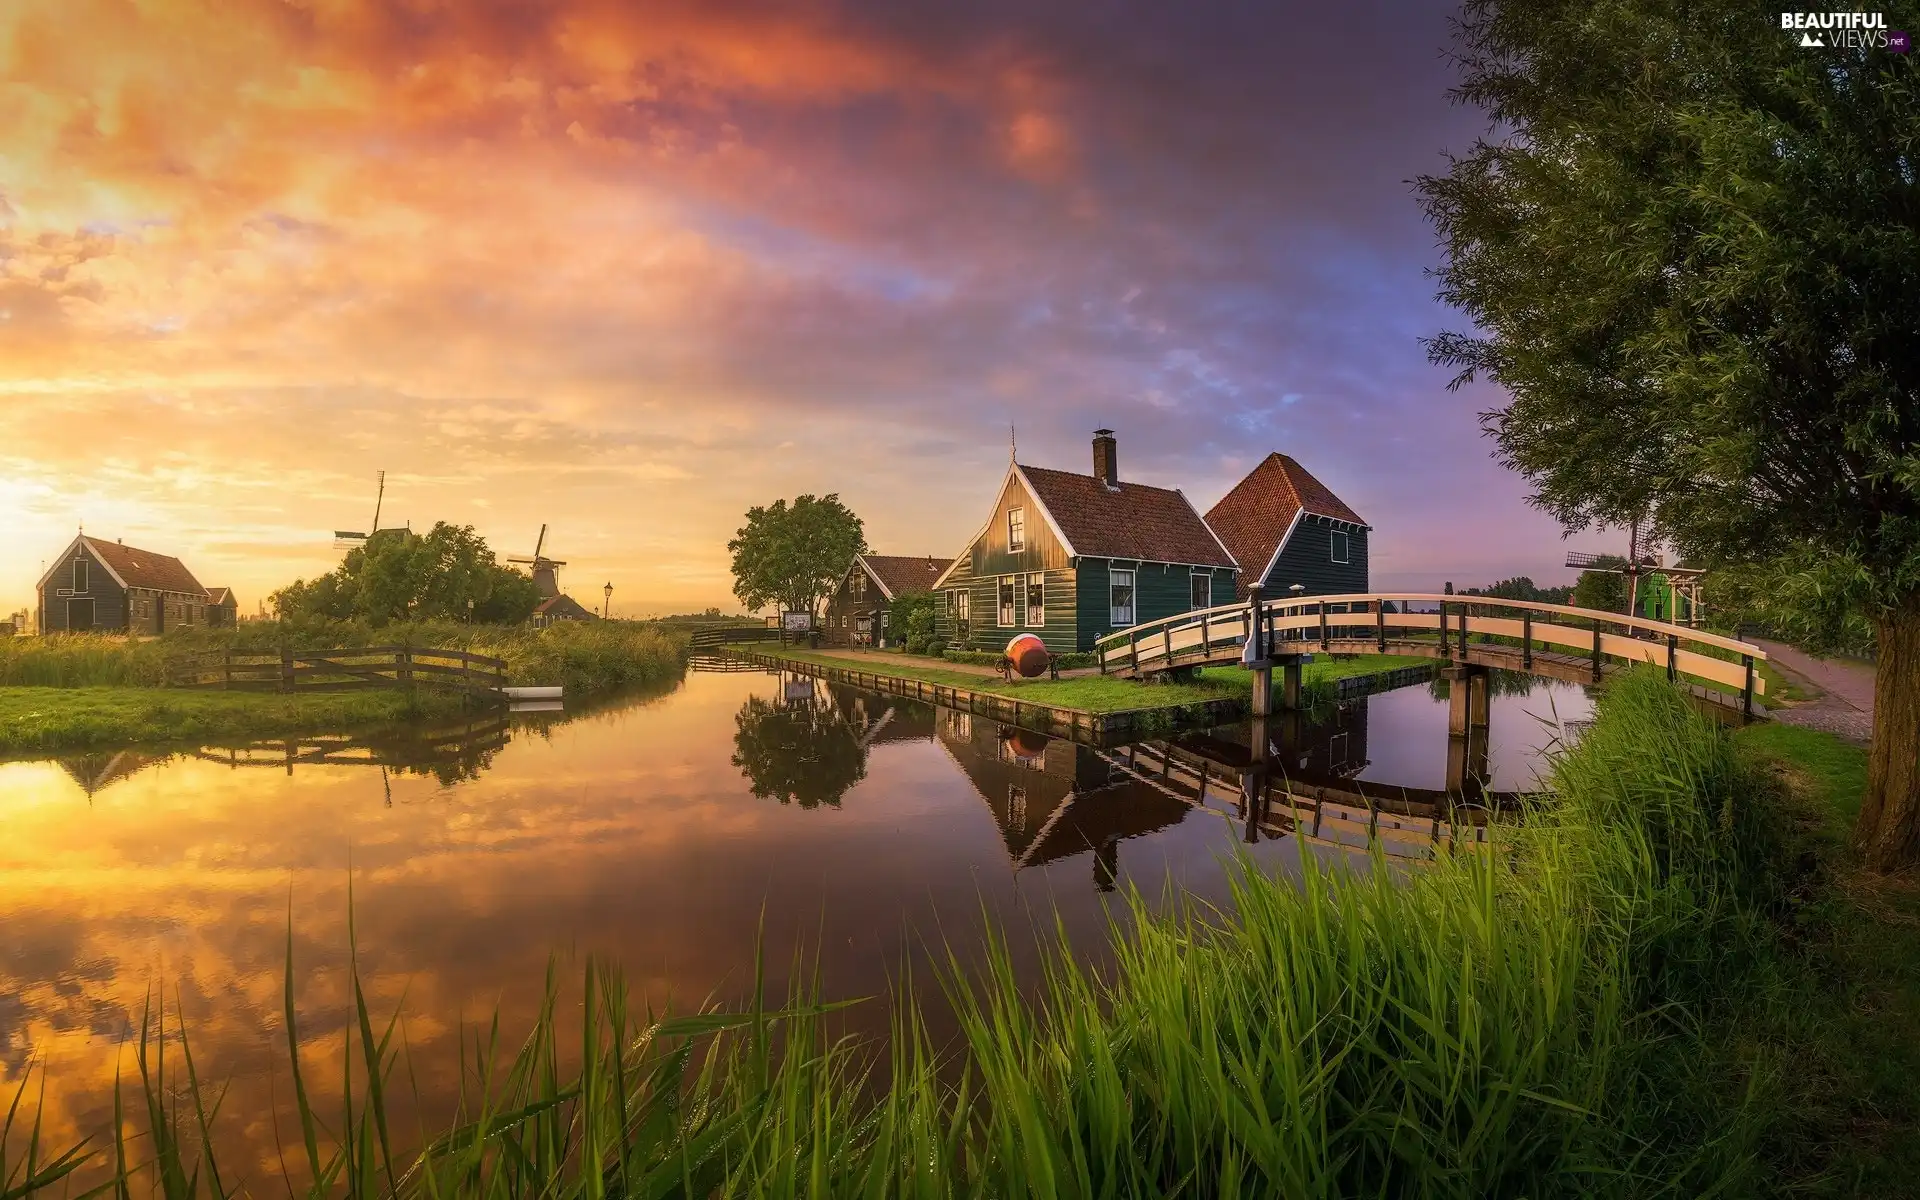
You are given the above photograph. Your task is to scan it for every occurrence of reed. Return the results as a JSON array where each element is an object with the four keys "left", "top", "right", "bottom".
[{"left": 7, "top": 670, "right": 1796, "bottom": 1197}]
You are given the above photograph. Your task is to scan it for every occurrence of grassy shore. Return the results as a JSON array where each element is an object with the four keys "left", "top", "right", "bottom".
[
  {"left": 19, "top": 669, "right": 1917, "bottom": 1196},
  {"left": 0, "top": 686, "right": 477, "bottom": 755},
  {"left": 732, "top": 643, "right": 1417, "bottom": 714}
]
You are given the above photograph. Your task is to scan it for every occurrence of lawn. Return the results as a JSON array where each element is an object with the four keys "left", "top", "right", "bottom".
[
  {"left": 1731, "top": 721, "right": 1920, "bottom": 1195},
  {"left": 729, "top": 646, "right": 1422, "bottom": 715},
  {"left": 0, "top": 686, "right": 475, "bottom": 755}
]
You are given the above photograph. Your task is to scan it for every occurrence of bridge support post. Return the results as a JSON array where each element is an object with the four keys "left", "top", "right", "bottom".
[
  {"left": 1280, "top": 657, "right": 1302, "bottom": 712},
  {"left": 1252, "top": 666, "right": 1273, "bottom": 716},
  {"left": 1444, "top": 664, "right": 1491, "bottom": 800}
]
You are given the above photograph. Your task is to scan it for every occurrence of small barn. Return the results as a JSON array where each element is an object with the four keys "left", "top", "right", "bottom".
[
  {"left": 823, "top": 554, "right": 952, "bottom": 647},
  {"left": 1204, "top": 453, "right": 1369, "bottom": 602},
  {"left": 205, "top": 587, "right": 239, "bottom": 627},
  {"left": 36, "top": 535, "right": 211, "bottom": 635},
  {"left": 530, "top": 594, "right": 599, "bottom": 628},
  {"left": 931, "top": 430, "right": 1239, "bottom": 654}
]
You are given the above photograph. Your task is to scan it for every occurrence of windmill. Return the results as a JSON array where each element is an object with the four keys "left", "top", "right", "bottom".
[
  {"left": 332, "top": 471, "right": 404, "bottom": 550},
  {"left": 1565, "top": 518, "right": 1705, "bottom": 626},
  {"left": 508, "top": 524, "right": 567, "bottom": 599}
]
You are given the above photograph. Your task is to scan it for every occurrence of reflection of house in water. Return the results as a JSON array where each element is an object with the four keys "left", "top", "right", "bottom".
[
  {"left": 57, "top": 749, "right": 168, "bottom": 797},
  {"left": 934, "top": 707, "right": 1193, "bottom": 889},
  {"left": 823, "top": 683, "right": 937, "bottom": 747}
]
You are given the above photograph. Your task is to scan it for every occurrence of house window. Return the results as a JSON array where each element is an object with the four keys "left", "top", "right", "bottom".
[
  {"left": 841, "top": 615, "right": 848, "bottom": 628},
  {"left": 1191, "top": 572, "right": 1212, "bottom": 610},
  {"left": 72, "top": 558, "right": 87, "bottom": 592},
  {"left": 1331, "top": 530, "right": 1350, "bottom": 565},
  {"left": 851, "top": 572, "right": 866, "bottom": 602},
  {"left": 998, "top": 577, "right": 1017, "bottom": 626},
  {"left": 946, "top": 589, "right": 957, "bottom": 614},
  {"left": 948, "top": 711, "right": 972, "bottom": 741},
  {"left": 1009, "top": 785, "right": 1029, "bottom": 830},
  {"left": 1007, "top": 507, "right": 1026, "bottom": 553},
  {"left": 1026, "top": 573, "right": 1044, "bottom": 626},
  {"left": 1110, "top": 569, "right": 1136, "bottom": 626},
  {"left": 956, "top": 589, "right": 970, "bottom": 619}
]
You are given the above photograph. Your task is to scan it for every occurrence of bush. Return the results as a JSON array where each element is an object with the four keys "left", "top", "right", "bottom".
[{"left": 905, "top": 635, "right": 930, "bottom": 655}]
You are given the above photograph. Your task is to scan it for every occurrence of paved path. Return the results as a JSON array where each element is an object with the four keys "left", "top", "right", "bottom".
[{"left": 1755, "top": 638, "right": 1876, "bottom": 744}]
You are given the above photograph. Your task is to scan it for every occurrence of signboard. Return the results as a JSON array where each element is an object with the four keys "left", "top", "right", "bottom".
[
  {"left": 783, "top": 679, "right": 816, "bottom": 703},
  {"left": 781, "top": 611, "right": 814, "bottom": 633}
]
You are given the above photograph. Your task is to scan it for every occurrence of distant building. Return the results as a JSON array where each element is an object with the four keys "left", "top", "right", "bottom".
[
  {"left": 530, "top": 593, "right": 598, "bottom": 628},
  {"left": 823, "top": 553, "right": 952, "bottom": 647},
  {"left": 1204, "top": 453, "right": 1369, "bottom": 601},
  {"left": 205, "top": 587, "right": 239, "bottom": 627},
  {"left": 932, "top": 429, "right": 1239, "bottom": 653},
  {"left": 35, "top": 535, "right": 211, "bottom": 635}
]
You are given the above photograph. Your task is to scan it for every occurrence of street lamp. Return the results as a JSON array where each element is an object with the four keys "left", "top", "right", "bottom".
[{"left": 603, "top": 582, "right": 613, "bottom": 620}]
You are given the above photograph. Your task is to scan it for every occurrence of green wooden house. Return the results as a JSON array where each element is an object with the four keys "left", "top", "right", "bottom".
[{"left": 931, "top": 430, "right": 1239, "bottom": 654}]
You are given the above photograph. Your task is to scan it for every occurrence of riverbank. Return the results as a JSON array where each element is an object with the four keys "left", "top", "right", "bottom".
[
  {"left": 0, "top": 622, "right": 690, "bottom": 752},
  {"left": 731, "top": 642, "right": 1417, "bottom": 715},
  {"left": 0, "top": 686, "right": 477, "bottom": 754}
]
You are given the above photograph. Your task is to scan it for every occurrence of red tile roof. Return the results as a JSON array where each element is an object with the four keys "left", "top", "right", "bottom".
[
  {"left": 1204, "top": 454, "right": 1366, "bottom": 597},
  {"left": 861, "top": 554, "right": 952, "bottom": 598},
  {"left": 1019, "top": 464, "right": 1235, "bottom": 568},
  {"left": 534, "top": 594, "right": 599, "bottom": 619},
  {"left": 206, "top": 588, "right": 234, "bottom": 606},
  {"left": 84, "top": 538, "right": 208, "bottom": 597}
]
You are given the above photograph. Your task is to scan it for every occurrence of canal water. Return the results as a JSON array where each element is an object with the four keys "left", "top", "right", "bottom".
[{"left": 0, "top": 663, "right": 1592, "bottom": 1174}]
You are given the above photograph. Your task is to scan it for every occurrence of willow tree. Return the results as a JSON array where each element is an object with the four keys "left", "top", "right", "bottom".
[{"left": 1418, "top": 0, "right": 1919, "bottom": 868}]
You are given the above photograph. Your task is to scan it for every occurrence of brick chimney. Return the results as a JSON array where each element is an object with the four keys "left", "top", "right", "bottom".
[{"left": 1092, "top": 428, "right": 1118, "bottom": 488}]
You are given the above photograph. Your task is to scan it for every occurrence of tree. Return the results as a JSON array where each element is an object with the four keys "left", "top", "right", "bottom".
[
  {"left": 727, "top": 495, "right": 866, "bottom": 620},
  {"left": 1417, "top": 0, "right": 1920, "bottom": 869},
  {"left": 888, "top": 592, "right": 941, "bottom": 653},
  {"left": 272, "top": 523, "right": 540, "bottom": 626},
  {"left": 729, "top": 694, "right": 868, "bottom": 808}
]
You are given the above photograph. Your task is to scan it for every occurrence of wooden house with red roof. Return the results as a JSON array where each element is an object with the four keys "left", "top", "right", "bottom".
[
  {"left": 823, "top": 553, "right": 952, "bottom": 647},
  {"left": 932, "top": 430, "right": 1239, "bottom": 654},
  {"left": 35, "top": 534, "right": 212, "bottom": 634},
  {"left": 1204, "top": 453, "right": 1369, "bottom": 601}
]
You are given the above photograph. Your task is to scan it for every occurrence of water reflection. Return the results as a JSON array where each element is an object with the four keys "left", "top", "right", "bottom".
[{"left": 0, "top": 664, "right": 1590, "bottom": 1180}]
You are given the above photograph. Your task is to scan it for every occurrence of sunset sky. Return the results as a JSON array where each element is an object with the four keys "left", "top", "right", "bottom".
[{"left": 0, "top": 0, "right": 1597, "bottom": 618}]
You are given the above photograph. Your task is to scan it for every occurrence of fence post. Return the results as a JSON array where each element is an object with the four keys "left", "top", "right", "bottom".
[
  {"left": 1522, "top": 610, "right": 1533, "bottom": 669},
  {"left": 399, "top": 648, "right": 413, "bottom": 688},
  {"left": 1591, "top": 622, "right": 1603, "bottom": 682},
  {"left": 281, "top": 645, "right": 293, "bottom": 693},
  {"left": 1247, "top": 584, "right": 1265, "bottom": 661},
  {"left": 1319, "top": 602, "right": 1329, "bottom": 650},
  {"left": 1376, "top": 601, "right": 1386, "bottom": 653},
  {"left": 1666, "top": 633, "right": 1678, "bottom": 682},
  {"left": 1130, "top": 630, "right": 1139, "bottom": 674},
  {"left": 223, "top": 648, "right": 232, "bottom": 691},
  {"left": 1439, "top": 601, "right": 1449, "bottom": 656},
  {"left": 1201, "top": 612, "right": 1210, "bottom": 657},
  {"left": 1742, "top": 654, "right": 1754, "bottom": 718},
  {"left": 1164, "top": 626, "right": 1173, "bottom": 666}
]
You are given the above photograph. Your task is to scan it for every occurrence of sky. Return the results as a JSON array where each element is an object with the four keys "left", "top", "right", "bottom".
[{"left": 0, "top": 0, "right": 1602, "bottom": 619}]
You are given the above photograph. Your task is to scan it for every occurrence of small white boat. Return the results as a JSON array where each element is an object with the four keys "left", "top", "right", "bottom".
[
  {"left": 509, "top": 699, "right": 565, "bottom": 713},
  {"left": 502, "top": 685, "right": 564, "bottom": 701}
]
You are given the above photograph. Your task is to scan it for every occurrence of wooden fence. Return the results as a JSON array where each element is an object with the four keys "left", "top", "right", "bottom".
[
  {"left": 688, "top": 625, "right": 785, "bottom": 650},
  {"left": 174, "top": 646, "right": 509, "bottom": 694}
]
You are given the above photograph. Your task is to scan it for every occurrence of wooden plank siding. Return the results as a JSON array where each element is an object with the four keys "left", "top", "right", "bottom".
[
  {"left": 1258, "top": 514, "right": 1369, "bottom": 599},
  {"left": 41, "top": 542, "right": 127, "bottom": 632},
  {"left": 1077, "top": 561, "right": 1236, "bottom": 651},
  {"left": 972, "top": 474, "right": 1074, "bottom": 577}
]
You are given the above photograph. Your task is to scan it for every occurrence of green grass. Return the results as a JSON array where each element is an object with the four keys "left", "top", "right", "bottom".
[
  {"left": 0, "top": 686, "right": 474, "bottom": 755},
  {"left": 1727, "top": 723, "right": 1920, "bottom": 1195},
  {"left": 738, "top": 646, "right": 1421, "bottom": 716},
  {"left": 0, "top": 621, "right": 688, "bottom": 695},
  {"left": 8, "top": 668, "right": 1852, "bottom": 1198}
]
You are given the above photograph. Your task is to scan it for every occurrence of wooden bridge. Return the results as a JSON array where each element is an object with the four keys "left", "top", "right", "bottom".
[{"left": 1094, "top": 590, "right": 1769, "bottom": 718}]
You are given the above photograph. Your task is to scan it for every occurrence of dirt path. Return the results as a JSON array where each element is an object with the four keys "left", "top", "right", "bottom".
[{"left": 1756, "top": 637, "right": 1875, "bottom": 745}]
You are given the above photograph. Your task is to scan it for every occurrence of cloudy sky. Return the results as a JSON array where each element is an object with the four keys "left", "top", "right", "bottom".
[{"left": 0, "top": 0, "right": 1594, "bottom": 617}]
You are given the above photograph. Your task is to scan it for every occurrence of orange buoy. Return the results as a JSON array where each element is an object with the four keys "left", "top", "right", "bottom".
[
  {"left": 1004, "top": 633, "right": 1050, "bottom": 678},
  {"left": 1003, "top": 728, "right": 1050, "bottom": 759}
]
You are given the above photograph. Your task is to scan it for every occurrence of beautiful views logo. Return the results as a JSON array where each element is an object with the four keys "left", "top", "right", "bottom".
[{"left": 1780, "top": 11, "right": 1906, "bottom": 49}]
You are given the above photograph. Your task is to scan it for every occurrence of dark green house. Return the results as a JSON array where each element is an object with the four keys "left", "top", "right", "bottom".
[
  {"left": 931, "top": 430, "right": 1240, "bottom": 654},
  {"left": 1204, "top": 452, "right": 1369, "bottom": 601}
]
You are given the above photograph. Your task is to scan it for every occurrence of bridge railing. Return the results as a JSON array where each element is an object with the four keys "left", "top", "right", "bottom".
[
  {"left": 1094, "top": 592, "right": 1769, "bottom": 706},
  {"left": 173, "top": 646, "right": 509, "bottom": 693}
]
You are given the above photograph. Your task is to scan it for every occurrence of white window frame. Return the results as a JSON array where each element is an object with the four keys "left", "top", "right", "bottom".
[
  {"left": 1110, "top": 568, "right": 1136, "bottom": 627},
  {"left": 1331, "top": 530, "right": 1350, "bottom": 565},
  {"left": 1190, "top": 571, "right": 1212, "bottom": 610},
  {"left": 997, "top": 576, "right": 1017, "bottom": 627},
  {"left": 1026, "top": 573, "right": 1044, "bottom": 626},
  {"left": 72, "top": 558, "right": 87, "bottom": 592},
  {"left": 1007, "top": 507, "right": 1026, "bottom": 553}
]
